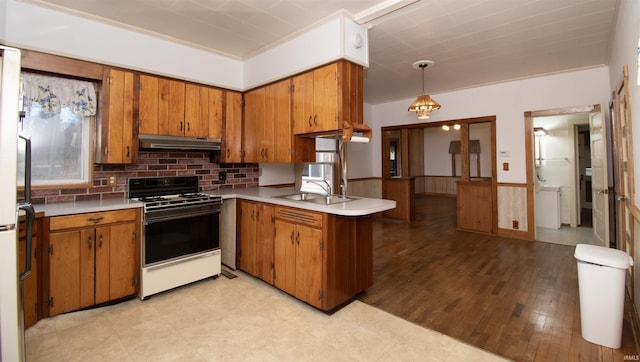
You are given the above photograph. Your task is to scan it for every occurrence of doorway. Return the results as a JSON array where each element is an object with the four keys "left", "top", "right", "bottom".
[{"left": 529, "top": 109, "right": 600, "bottom": 246}]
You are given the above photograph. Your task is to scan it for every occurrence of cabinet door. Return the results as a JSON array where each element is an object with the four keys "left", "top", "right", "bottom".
[
  {"left": 97, "top": 68, "right": 136, "bottom": 164},
  {"left": 295, "top": 224, "right": 324, "bottom": 309},
  {"left": 48, "top": 230, "right": 82, "bottom": 316},
  {"left": 256, "top": 204, "right": 274, "bottom": 284},
  {"left": 138, "top": 74, "right": 159, "bottom": 135},
  {"left": 243, "top": 88, "right": 265, "bottom": 162},
  {"left": 274, "top": 219, "right": 296, "bottom": 296},
  {"left": 223, "top": 91, "right": 243, "bottom": 163},
  {"left": 292, "top": 71, "right": 314, "bottom": 135},
  {"left": 159, "top": 79, "right": 186, "bottom": 136},
  {"left": 185, "top": 83, "right": 209, "bottom": 138},
  {"left": 79, "top": 229, "right": 95, "bottom": 309},
  {"left": 313, "top": 63, "right": 339, "bottom": 133},
  {"left": 95, "top": 226, "right": 111, "bottom": 304},
  {"left": 237, "top": 201, "right": 258, "bottom": 276},
  {"left": 107, "top": 222, "right": 138, "bottom": 301},
  {"left": 208, "top": 87, "right": 223, "bottom": 139},
  {"left": 266, "top": 79, "right": 292, "bottom": 162}
]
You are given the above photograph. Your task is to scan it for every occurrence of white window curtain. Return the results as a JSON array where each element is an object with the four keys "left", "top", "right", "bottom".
[{"left": 21, "top": 73, "right": 97, "bottom": 116}]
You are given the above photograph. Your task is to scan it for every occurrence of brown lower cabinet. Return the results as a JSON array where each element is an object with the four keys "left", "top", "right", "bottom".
[
  {"left": 237, "top": 200, "right": 275, "bottom": 284},
  {"left": 44, "top": 209, "right": 140, "bottom": 317},
  {"left": 237, "top": 200, "right": 373, "bottom": 312}
]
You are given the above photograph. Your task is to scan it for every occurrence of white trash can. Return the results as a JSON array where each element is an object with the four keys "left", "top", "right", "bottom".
[{"left": 574, "top": 244, "right": 633, "bottom": 349}]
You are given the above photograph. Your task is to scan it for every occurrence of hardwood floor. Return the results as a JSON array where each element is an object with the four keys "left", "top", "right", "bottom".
[{"left": 360, "top": 195, "right": 638, "bottom": 361}]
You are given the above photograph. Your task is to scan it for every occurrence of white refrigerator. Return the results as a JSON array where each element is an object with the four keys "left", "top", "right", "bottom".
[{"left": 0, "top": 45, "right": 33, "bottom": 362}]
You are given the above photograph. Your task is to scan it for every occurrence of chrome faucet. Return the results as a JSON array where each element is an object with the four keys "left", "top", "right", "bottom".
[{"left": 305, "top": 179, "right": 332, "bottom": 196}]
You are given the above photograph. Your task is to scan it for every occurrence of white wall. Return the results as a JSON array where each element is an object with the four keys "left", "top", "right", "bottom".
[
  {"left": 607, "top": 0, "right": 640, "bottom": 315},
  {"left": 2, "top": 1, "right": 368, "bottom": 92},
  {"left": 360, "top": 67, "right": 611, "bottom": 183},
  {"left": 608, "top": 0, "right": 640, "bottom": 207},
  {"left": 3, "top": 0, "right": 244, "bottom": 90},
  {"left": 259, "top": 163, "right": 296, "bottom": 186}
]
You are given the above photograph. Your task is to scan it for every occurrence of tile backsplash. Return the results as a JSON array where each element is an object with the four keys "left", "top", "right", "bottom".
[{"left": 23, "top": 151, "right": 259, "bottom": 204}]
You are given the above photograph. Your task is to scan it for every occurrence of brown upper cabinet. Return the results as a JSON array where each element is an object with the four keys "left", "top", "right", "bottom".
[
  {"left": 96, "top": 68, "right": 136, "bottom": 164},
  {"left": 222, "top": 90, "right": 243, "bottom": 163},
  {"left": 244, "top": 79, "right": 294, "bottom": 163},
  {"left": 138, "top": 74, "right": 222, "bottom": 139},
  {"left": 244, "top": 79, "right": 314, "bottom": 163},
  {"left": 292, "top": 60, "right": 363, "bottom": 136}
]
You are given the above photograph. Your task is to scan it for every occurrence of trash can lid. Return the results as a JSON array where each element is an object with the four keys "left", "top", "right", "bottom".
[{"left": 574, "top": 244, "right": 633, "bottom": 268}]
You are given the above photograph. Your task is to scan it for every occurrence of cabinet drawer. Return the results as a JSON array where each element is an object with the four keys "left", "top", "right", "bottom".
[
  {"left": 274, "top": 207, "right": 323, "bottom": 228},
  {"left": 49, "top": 209, "right": 138, "bottom": 231}
]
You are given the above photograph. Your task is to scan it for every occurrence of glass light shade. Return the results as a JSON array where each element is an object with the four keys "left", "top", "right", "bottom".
[
  {"left": 408, "top": 94, "right": 442, "bottom": 114},
  {"left": 453, "top": 124, "right": 461, "bottom": 130},
  {"left": 417, "top": 108, "right": 430, "bottom": 119},
  {"left": 442, "top": 125, "right": 450, "bottom": 131}
]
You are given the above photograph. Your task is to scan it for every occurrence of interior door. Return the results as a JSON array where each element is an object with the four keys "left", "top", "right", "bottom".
[{"left": 589, "top": 108, "right": 609, "bottom": 247}]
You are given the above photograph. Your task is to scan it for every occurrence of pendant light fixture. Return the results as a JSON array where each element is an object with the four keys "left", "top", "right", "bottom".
[{"left": 408, "top": 60, "right": 441, "bottom": 119}]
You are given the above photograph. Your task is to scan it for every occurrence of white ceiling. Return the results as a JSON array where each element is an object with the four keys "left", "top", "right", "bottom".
[{"left": 28, "top": 0, "right": 619, "bottom": 104}]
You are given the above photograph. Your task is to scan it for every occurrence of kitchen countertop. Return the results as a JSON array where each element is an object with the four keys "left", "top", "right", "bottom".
[
  {"left": 204, "top": 187, "right": 396, "bottom": 217},
  {"left": 32, "top": 187, "right": 395, "bottom": 217},
  {"left": 33, "top": 198, "right": 143, "bottom": 217}
]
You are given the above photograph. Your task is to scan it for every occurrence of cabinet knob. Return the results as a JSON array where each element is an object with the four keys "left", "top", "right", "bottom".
[
  {"left": 179, "top": 121, "right": 183, "bottom": 132},
  {"left": 313, "top": 115, "right": 318, "bottom": 126},
  {"left": 187, "top": 122, "right": 191, "bottom": 132},
  {"left": 98, "top": 234, "right": 103, "bottom": 248},
  {"left": 290, "top": 231, "right": 294, "bottom": 244},
  {"left": 87, "top": 235, "right": 93, "bottom": 250},
  {"left": 126, "top": 146, "right": 130, "bottom": 158}
]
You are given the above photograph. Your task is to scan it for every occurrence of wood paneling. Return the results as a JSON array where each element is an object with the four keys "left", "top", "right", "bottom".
[
  {"left": 423, "top": 176, "right": 460, "bottom": 196},
  {"left": 457, "top": 180, "right": 493, "bottom": 233},
  {"left": 383, "top": 177, "right": 415, "bottom": 221},
  {"left": 21, "top": 50, "right": 104, "bottom": 80}
]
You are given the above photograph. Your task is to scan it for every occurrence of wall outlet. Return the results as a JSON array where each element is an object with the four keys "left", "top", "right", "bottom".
[
  {"left": 218, "top": 172, "right": 227, "bottom": 181},
  {"left": 512, "top": 220, "right": 519, "bottom": 229},
  {"left": 108, "top": 175, "right": 117, "bottom": 186}
]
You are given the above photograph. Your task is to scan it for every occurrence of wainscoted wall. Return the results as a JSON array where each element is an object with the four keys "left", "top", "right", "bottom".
[
  {"left": 497, "top": 184, "right": 528, "bottom": 232},
  {"left": 347, "top": 178, "right": 382, "bottom": 199},
  {"left": 423, "top": 176, "right": 460, "bottom": 196},
  {"left": 25, "top": 151, "right": 259, "bottom": 204}
]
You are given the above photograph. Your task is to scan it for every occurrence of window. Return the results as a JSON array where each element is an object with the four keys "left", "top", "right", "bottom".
[{"left": 17, "top": 73, "right": 96, "bottom": 187}]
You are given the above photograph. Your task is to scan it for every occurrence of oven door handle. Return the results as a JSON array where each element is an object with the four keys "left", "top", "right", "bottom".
[
  {"left": 145, "top": 249, "right": 221, "bottom": 272},
  {"left": 145, "top": 209, "right": 220, "bottom": 224}
]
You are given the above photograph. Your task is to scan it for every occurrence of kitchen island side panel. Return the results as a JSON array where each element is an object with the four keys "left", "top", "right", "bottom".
[{"left": 325, "top": 214, "right": 373, "bottom": 311}]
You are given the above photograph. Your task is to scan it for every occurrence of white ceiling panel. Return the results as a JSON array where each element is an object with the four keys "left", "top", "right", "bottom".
[{"left": 27, "top": 0, "right": 619, "bottom": 103}]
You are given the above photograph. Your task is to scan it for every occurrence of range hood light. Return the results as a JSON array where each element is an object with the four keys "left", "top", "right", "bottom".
[{"left": 138, "top": 134, "right": 221, "bottom": 151}]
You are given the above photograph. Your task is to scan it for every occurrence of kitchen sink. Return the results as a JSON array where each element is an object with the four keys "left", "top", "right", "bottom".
[
  {"left": 274, "top": 192, "right": 354, "bottom": 205},
  {"left": 276, "top": 192, "right": 322, "bottom": 201}
]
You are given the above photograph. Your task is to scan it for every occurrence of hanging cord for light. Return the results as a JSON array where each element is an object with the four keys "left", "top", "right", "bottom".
[{"left": 408, "top": 60, "right": 441, "bottom": 119}]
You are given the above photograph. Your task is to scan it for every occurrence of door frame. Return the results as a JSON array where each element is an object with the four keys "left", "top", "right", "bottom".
[
  {"left": 524, "top": 105, "right": 602, "bottom": 241},
  {"left": 381, "top": 115, "right": 497, "bottom": 231}
]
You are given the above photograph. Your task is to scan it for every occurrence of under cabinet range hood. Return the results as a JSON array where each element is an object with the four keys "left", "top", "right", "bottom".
[{"left": 138, "top": 134, "right": 221, "bottom": 151}]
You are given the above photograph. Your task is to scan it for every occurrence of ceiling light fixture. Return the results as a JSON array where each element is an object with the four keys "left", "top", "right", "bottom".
[
  {"left": 534, "top": 127, "right": 547, "bottom": 136},
  {"left": 408, "top": 60, "right": 441, "bottom": 119},
  {"left": 442, "top": 124, "right": 461, "bottom": 131}
]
